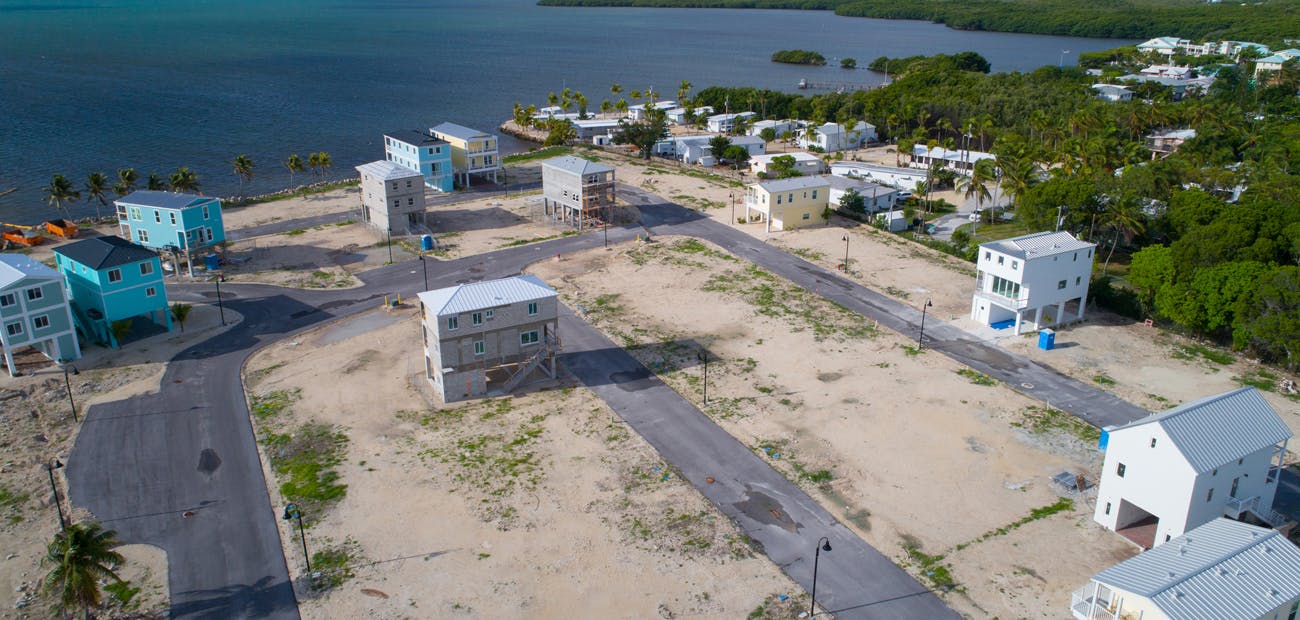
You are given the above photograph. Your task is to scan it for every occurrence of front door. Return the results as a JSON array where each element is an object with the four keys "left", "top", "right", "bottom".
[{"left": 1230, "top": 477, "right": 1239, "bottom": 498}]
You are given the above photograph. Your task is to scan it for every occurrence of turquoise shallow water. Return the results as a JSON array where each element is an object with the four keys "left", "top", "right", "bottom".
[{"left": 0, "top": 0, "right": 1130, "bottom": 220}]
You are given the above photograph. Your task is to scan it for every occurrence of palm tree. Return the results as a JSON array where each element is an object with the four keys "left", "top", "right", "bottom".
[
  {"left": 677, "top": 80, "right": 692, "bottom": 102},
  {"left": 573, "top": 91, "right": 588, "bottom": 118},
  {"left": 284, "top": 154, "right": 305, "bottom": 186},
  {"left": 610, "top": 83, "right": 622, "bottom": 98},
  {"left": 44, "top": 174, "right": 80, "bottom": 219},
  {"left": 170, "top": 302, "right": 192, "bottom": 332},
  {"left": 957, "top": 160, "right": 994, "bottom": 215},
  {"left": 315, "top": 152, "right": 333, "bottom": 181},
  {"left": 146, "top": 173, "right": 166, "bottom": 191},
  {"left": 115, "top": 168, "right": 139, "bottom": 197},
  {"left": 307, "top": 152, "right": 321, "bottom": 181},
  {"left": 615, "top": 98, "right": 629, "bottom": 116},
  {"left": 231, "top": 154, "right": 254, "bottom": 202},
  {"left": 169, "top": 167, "right": 201, "bottom": 193},
  {"left": 83, "top": 172, "right": 110, "bottom": 220},
  {"left": 546, "top": 92, "right": 558, "bottom": 109},
  {"left": 41, "top": 521, "right": 125, "bottom": 619}
]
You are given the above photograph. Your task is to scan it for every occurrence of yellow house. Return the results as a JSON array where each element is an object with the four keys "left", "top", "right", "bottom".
[
  {"left": 744, "top": 176, "right": 830, "bottom": 233},
  {"left": 430, "top": 122, "right": 501, "bottom": 186}
]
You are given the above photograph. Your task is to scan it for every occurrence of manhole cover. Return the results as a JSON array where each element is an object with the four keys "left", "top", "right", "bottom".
[
  {"left": 1021, "top": 382, "right": 1034, "bottom": 389},
  {"left": 182, "top": 511, "right": 195, "bottom": 518}
]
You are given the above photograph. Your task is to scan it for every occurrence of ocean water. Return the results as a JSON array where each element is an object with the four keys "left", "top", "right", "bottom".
[{"left": 0, "top": 0, "right": 1130, "bottom": 222}]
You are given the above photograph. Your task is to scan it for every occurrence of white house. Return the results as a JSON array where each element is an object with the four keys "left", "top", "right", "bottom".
[
  {"left": 911, "top": 145, "right": 996, "bottom": 174},
  {"left": 748, "top": 119, "right": 803, "bottom": 139},
  {"left": 540, "top": 155, "right": 616, "bottom": 229},
  {"left": 1136, "top": 37, "right": 1186, "bottom": 56},
  {"left": 1255, "top": 48, "right": 1300, "bottom": 77},
  {"left": 749, "top": 152, "right": 824, "bottom": 177},
  {"left": 799, "top": 121, "right": 876, "bottom": 152},
  {"left": 656, "top": 134, "right": 766, "bottom": 165},
  {"left": 830, "top": 161, "right": 928, "bottom": 191},
  {"left": 744, "top": 176, "right": 830, "bottom": 233},
  {"left": 1092, "top": 84, "right": 1135, "bottom": 102},
  {"left": 627, "top": 100, "right": 676, "bottom": 121},
  {"left": 1140, "top": 65, "right": 1195, "bottom": 79},
  {"left": 1094, "top": 387, "right": 1291, "bottom": 550},
  {"left": 665, "top": 105, "right": 712, "bottom": 125},
  {"left": 418, "top": 275, "right": 559, "bottom": 403},
  {"left": 706, "top": 111, "right": 757, "bottom": 133},
  {"left": 1146, "top": 128, "right": 1197, "bottom": 159},
  {"left": 825, "top": 176, "right": 897, "bottom": 213},
  {"left": 1071, "top": 518, "right": 1300, "bottom": 620},
  {"left": 571, "top": 118, "right": 623, "bottom": 139},
  {"left": 970, "top": 231, "right": 1095, "bottom": 334},
  {"left": 355, "top": 160, "right": 428, "bottom": 236}
]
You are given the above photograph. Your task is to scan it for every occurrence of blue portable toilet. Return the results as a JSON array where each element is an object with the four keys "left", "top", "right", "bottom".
[
  {"left": 420, "top": 235, "right": 434, "bottom": 251},
  {"left": 204, "top": 253, "right": 219, "bottom": 271},
  {"left": 1038, "top": 328, "right": 1056, "bottom": 350}
]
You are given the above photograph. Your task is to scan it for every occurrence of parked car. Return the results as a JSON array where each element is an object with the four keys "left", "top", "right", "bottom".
[
  {"left": 894, "top": 191, "right": 913, "bottom": 204},
  {"left": 968, "top": 210, "right": 983, "bottom": 222}
]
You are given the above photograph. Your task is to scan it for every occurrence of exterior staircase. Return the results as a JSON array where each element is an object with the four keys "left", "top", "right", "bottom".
[{"left": 500, "top": 335, "right": 558, "bottom": 394}]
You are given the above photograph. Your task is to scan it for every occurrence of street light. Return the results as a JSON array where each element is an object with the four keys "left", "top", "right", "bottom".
[
  {"left": 213, "top": 274, "right": 226, "bottom": 326},
  {"left": 386, "top": 226, "right": 394, "bottom": 265},
  {"left": 1059, "top": 49, "right": 1071, "bottom": 68},
  {"left": 809, "top": 536, "right": 832, "bottom": 618},
  {"left": 697, "top": 350, "right": 709, "bottom": 405},
  {"left": 418, "top": 255, "right": 428, "bottom": 291},
  {"left": 45, "top": 458, "right": 66, "bottom": 530},
  {"left": 61, "top": 364, "right": 79, "bottom": 422},
  {"left": 282, "top": 503, "right": 312, "bottom": 577},
  {"left": 841, "top": 235, "right": 850, "bottom": 271},
  {"left": 918, "top": 299, "right": 933, "bottom": 349},
  {"left": 729, "top": 191, "right": 735, "bottom": 225}
]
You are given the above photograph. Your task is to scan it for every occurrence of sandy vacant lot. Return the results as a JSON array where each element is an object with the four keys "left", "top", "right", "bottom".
[{"left": 243, "top": 308, "right": 803, "bottom": 619}]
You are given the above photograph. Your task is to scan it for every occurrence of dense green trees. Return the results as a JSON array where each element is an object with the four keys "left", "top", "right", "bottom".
[
  {"left": 771, "top": 49, "right": 827, "bottom": 65},
  {"left": 613, "top": 109, "right": 669, "bottom": 159}
]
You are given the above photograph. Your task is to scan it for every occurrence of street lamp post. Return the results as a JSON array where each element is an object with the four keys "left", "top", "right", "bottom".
[
  {"left": 1059, "top": 49, "right": 1071, "bottom": 68},
  {"left": 282, "top": 503, "right": 312, "bottom": 577},
  {"left": 45, "top": 458, "right": 66, "bottom": 530},
  {"left": 841, "top": 235, "right": 850, "bottom": 270},
  {"left": 809, "top": 536, "right": 832, "bottom": 618},
  {"left": 214, "top": 275, "right": 226, "bottom": 326},
  {"left": 61, "top": 364, "right": 79, "bottom": 422},
  {"left": 729, "top": 191, "right": 735, "bottom": 225},
  {"left": 698, "top": 350, "right": 708, "bottom": 405},
  {"left": 918, "top": 299, "right": 933, "bottom": 349},
  {"left": 418, "top": 255, "right": 428, "bottom": 291},
  {"left": 386, "top": 226, "right": 394, "bottom": 265}
]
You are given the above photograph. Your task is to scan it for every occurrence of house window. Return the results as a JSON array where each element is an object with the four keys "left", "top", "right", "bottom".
[
  {"left": 997, "top": 256, "right": 1004, "bottom": 265},
  {"left": 1058, "top": 280, "right": 1067, "bottom": 289},
  {"left": 0, "top": 293, "right": 13, "bottom": 307},
  {"left": 447, "top": 316, "right": 458, "bottom": 330},
  {"left": 527, "top": 302, "right": 538, "bottom": 316},
  {"left": 473, "top": 340, "right": 485, "bottom": 356},
  {"left": 1076, "top": 276, "right": 1082, "bottom": 285},
  {"left": 140, "top": 262, "right": 154, "bottom": 276},
  {"left": 1165, "top": 534, "right": 1171, "bottom": 542},
  {"left": 393, "top": 199, "right": 401, "bottom": 208},
  {"left": 139, "top": 229, "right": 150, "bottom": 243},
  {"left": 484, "top": 310, "right": 494, "bottom": 320},
  {"left": 472, "top": 312, "right": 483, "bottom": 326},
  {"left": 1117, "top": 463, "right": 1126, "bottom": 478},
  {"left": 1230, "top": 477, "right": 1239, "bottom": 498},
  {"left": 788, "top": 193, "right": 794, "bottom": 202},
  {"left": 1150, "top": 438, "right": 1157, "bottom": 448},
  {"left": 108, "top": 269, "right": 122, "bottom": 283},
  {"left": 32, "top": 315, "right": 49, "bottom": 329},
  {"left": 205, "top": 228, "right": 214, "bottom": 242},
  {"left": 170, "top": 213, "right": 177, "bottom": 225},
  {"left": 1104, "top": 502, "right": 1111, "bottom": 515},
  {"left": 25, "top": 287, "right": 43, "bottom": 301},
  {"left": 154, "top": 210, "right": 161, "bottom": 223},
  {"left": 1073, "top": 252, "right": 1078, "bottom": 261},
  {"left": 521, "top": 330, "right": 539, "bottom": 346},
  {"left": 131, "top": 207, "right": 142, "bottom": 220},
  {"left": 811, "top": 190, "right": 818, "bottom": 199},
  {"left": 145, "top": 287, "right": 156, "bottom": 297},
  {"left": 202, "top": 205, "right": 210, "bottom": 219},
  {"left": 5, "top": 321, "right": 22, "bottom": 337},
  {"left": 1237, "top": 458, "right": 1243, "bottom": 465},
  {"left": 408, "top": 198, "right": 414, "bottom": 206},
  {"left": 776, "top": 194, "right": 782, "bottom": 205},
  {"left": 1206, "top": 488, "right": 1214, "bottom": 502},
  {"left": 802, "top": 212, "right": 810, "bottom": 220}
]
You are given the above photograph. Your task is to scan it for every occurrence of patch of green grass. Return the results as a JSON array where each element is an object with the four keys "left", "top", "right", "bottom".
[
  {"left": 903, "top": 545, "right": 956, "bottom": 591},
  {"left": 252, "top": 388, "right": 301, "bottom": 421},
  {"left": 955, "top": 498, "right": 1074, "bottom": 551},
  {"left": 956, "top": 369, "right": 997, "bottom": 386},
  {"left": 310, "top": 539, "right": 360, "bottom": 590},
  {"left": 104, "top": 580, "right": 141, "bottom": 608},
  {"left": 240, "top": 179, "right": 361, "bottom": 206},
  {"left": 1093, "top": 374, "right": 1116, "bottom": 386},
  {"left": 264, "top": 422, "right": 349, "bottom": 518},
  {"left": 284, "top": 228, "right": 306, "bottom": 236},
  {"left": 499, "top": 230, "right": 580, "bottom": 248},
  {"left": 883, "top": 285, "right": 911, "bottom": 300},
  {"left": 1234, "top": 369, "right": 1298, "bottom": 400},
  {"left": 502, "top": 146, "right": 573, "bottom": 164},
  {"left": 789, "top": 247, "right": 826, "bottom": 262},
  {"left": 1012, "top": 406, "right": 1100, "bottom": 443},
  {"left": 1172, "top": 343, "right": 1234, "bottom": 365},
  {"left": 0, "top": 485, "right": 28, "bottom": 525},
  {"left": 703, "top": 265, "right": 876, "bottom": 341},
  {"left": 899, "top": 344, "right": 923, "bottom": 356}
]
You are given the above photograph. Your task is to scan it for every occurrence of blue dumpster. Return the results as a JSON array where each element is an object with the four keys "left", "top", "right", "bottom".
[
  {"left": 1038, "top": 328, "right": 1056, "bottom": 350},
  {"left": 420, "top": 234, "right": 434, "bottom": 251},
  {"left": 204, "top": 253, "right": 219, "bottom": 271}
]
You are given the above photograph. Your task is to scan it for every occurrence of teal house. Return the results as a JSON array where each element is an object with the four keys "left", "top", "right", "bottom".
[
  {"left": 114, "top": 190, "right": 224, "bottom": 276},
  {"left": 0, "top": 254, "right": 81, "bottom": 376},
  {"left": 53, "top": 236, "right": 172, "bottom": 349}
]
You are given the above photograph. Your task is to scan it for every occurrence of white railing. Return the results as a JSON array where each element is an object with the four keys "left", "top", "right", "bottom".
[
  {"left": 1070, "top": 584, "right": 1116, "bottom": 620},
  {"left": 1224, "top": 495, "right": 1260, "bottom": 518},
  {"left": 973, "top": 288, "right": 1030, "bottom": 309}
]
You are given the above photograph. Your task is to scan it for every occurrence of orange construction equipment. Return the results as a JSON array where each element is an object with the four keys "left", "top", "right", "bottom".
[
  {"left": 44, "top": 219, "right": 79, "bottom": 239},
  {"left": 1, "top": 223, "right": 44, "bottom": 246}
]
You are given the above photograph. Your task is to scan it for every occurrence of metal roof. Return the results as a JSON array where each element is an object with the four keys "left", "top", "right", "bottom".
[
  {"left": 824, "top": 175, "right": 894, "bottom": 194},
  {"left": 385, "top": 129, "right": 447, "bottom": 147},
  {"left": 115, "top": 190, "right": 216, "bottom": 211},
  {"left": 355, "top": 160, "right": 423, "bottom": 181},
  {"left": 1110, "top": 387, "right": 1291, "bottom": 473},
  {"left": 751, "top": 152, "right": 822, "bottom": 164},
  {"left": 755, "top": 176, "right": 830, "bottom": 192},
  {"left": 1093, "top": 518, "right": 1300, "bottom": 620},
  {"left": 542, "top": 155, "right": 614, "bottom": 176},
  {"left": 981, "top": 231, "right": 1095, "bottom": 260},
  {"left": 418, "top": 275, "right": 556, "bottom": 317},
  {"left": 431, "top": 122, "right": 491, "bottom": 141},
  {"left": 0, "top": 254, "right": 61, "bottom": 289},
  {"left": 53, "top": 235, "right": 158, "bottom": 271}
]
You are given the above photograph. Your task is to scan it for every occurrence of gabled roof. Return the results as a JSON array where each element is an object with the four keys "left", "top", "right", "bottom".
[
  {"left": 755, "top": 175, "right": 830, "bottom": 192},
  {"left": 1109, "top": 387, "right": 1291, "bottom": 473},
  {"left": 1093, "top": 518, "right": 1300, "bottom": 620},
  {"left": 542, "top": 155, "right": 614, "bottom": 176},
  {"left": 0, "top": 254, "right": 61, "bottom": 289},
  {"left": 115, "top": 190, "right": 215, "bottom": 210},
  {"left": 355, "top": 160, "right": 424, "bottom": 181},
  {"left": 981, "top": 231, "right": 1095, "bottom": 260},
  {"left": 824, "top": 175, "right": 894, "bottom": 194},
  {"left": 53, "top": 235, "right": 158, "bottom": 271},
  {"left": 751, "top": 152, "right": 822, "bottom": 164},
  {"left": 418, "top": 275, "right": 556, "bottom": 317},
  {"left": 385, "top": 129, "right": 447, "bottom": 147},
  {"left": 431, "top": 122, "right": 491, "bottom": 141},
  {"left": 1138, "top": 37, "right": 1184, "bottom": 49}
]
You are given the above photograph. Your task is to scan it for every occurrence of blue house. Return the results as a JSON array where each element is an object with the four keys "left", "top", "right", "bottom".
[
  {"left": 0, "top": 254, "right": 80, "bottom": 376},
  {"left": 384, "top": 130, "right": 455, "bottom": 192},
  {"left": 114, "top": 190, "right": 225, "bottom": 276},
  {"left": 53, "top": 236, "right": 172, "bottom": 349}
]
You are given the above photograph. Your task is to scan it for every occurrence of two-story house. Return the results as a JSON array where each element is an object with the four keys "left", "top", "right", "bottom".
[
  {"left": 418, "top": 275, "right": 559, "bottom": 403},
  {"left": 749, "top": 152, "right": 824, "bottom": 178},
  {"left": 0, "top": 254, "right": 80, "bottom": 376},
  {"left": 1094, "top": 387, "right": 1291, "bottom": 549},
  {"left": 383, "top": 129, "right": 454, "bottom": 192},
  {"left": 430, "top": 122, "right": 501, "bottom": 186},
  {"left": 53, "top": 236, "right": 172, "bottom": 348},
  {"left": 114, "top": 190, "right": 225, "bottom": 277},
  {"left": 798, "top": 121, "right": 876, "bottom": 152},
  {"left": 1071, "top": 518, "right": 1300, "bottom": 620},
  {"left": 970, "top": 231, "right": 1095, "bottom": 335},
  {"left": 743, "top": 176, "right": 830, "bottom": 233},
  {"left": 705, "top": 111, "right": 756, "bottom": 133},
  {"left": 356, "top": 160, "right": 427, "bottom": 236},
  {"left": 540, "top": 156, "right": 616, "bottom": 229}
]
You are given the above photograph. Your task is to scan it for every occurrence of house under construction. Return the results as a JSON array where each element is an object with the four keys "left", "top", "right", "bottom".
[{"left": 540, "top": 155, "right": 616, "bottom": 229}]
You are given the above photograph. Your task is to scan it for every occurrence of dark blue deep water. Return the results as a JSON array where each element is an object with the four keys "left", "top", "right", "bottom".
[{"left": 0, "top": 0, "right": 1131, "bottom": 221}]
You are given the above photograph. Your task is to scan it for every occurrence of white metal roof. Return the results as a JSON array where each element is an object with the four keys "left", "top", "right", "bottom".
[
  {"left": 0, "top": 254, "right": 61, "bottom": 289},
  {"left": 418, "top": 275, "right": 556, "bottom": 317},
  {"left": 824, "top": 175, "right": 894, "bottom": 194},
  {"left": 542, "top": 155, "right": 614, "bottom": 176},
  {"left": 1094, "top": 518, "right": 1300, "bottom": 620},
  {"left": 431, "top": 122, "right": 491, "bottom": 141},
  {"left": 750, "top": 152, "right": 822, "bottom": 164},
  {"left": 355, "top": 160, "right": 423, "bottom": 181},
  {"left": 1110, "top": 387, "right": 1291, "bottom": 473},
  {"left": 754, "top": 175, "right": 830, "bottom": 192},
  {"left": 981, "top": 231, "right": 1095, "bottom": 260}
]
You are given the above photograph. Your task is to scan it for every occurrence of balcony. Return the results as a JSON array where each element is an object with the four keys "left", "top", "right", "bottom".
[
  {"left": 973, "top": 288, "right": 1030, "bottom": 309},
  {"left": 1224, "top": 495, "right": 1260, "bottom": 519},
  {"left": 1070, "top": 584, "right": 1116, "bottom": 620}
]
